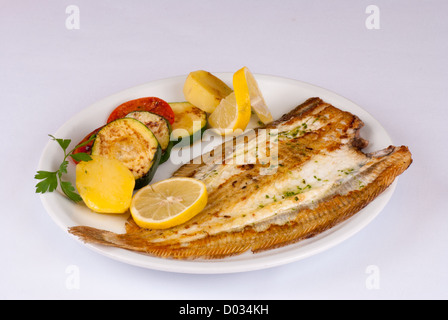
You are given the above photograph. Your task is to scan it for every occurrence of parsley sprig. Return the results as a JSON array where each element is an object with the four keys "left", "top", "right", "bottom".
[{"left": 34, "top": 134, "right": 94, "bottom": 202}]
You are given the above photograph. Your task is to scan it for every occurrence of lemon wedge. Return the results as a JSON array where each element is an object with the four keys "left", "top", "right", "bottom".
[
  {"left": 234, "top": 66, "right": 273, "bottom": 124},
  {"left": 208, "top": 91, "right": 251, "bottom": 135},
  {"left": 130, "top": 177, "right": 208, "bottom": 229}
]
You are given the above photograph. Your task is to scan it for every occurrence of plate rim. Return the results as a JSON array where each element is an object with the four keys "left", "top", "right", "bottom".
[{"left": 38, "top": 73, "right": 396, "bottom": 274}]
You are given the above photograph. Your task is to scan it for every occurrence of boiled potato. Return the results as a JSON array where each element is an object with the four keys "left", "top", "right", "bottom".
[
  {"left": 183, "top": 70, "right": 232, "bottom": 113},
  {"left": 76, "top": 155, "right": 135, "bottom": 214}
]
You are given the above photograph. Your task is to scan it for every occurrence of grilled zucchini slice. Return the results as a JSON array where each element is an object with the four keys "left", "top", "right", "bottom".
[
  {"left": 91, "top": 118, "right": 162, "bottom": 189},
  {"left": 125, "top": 111, "right": 173, "bottom": 164},
  {"left": 169, "top": 102, "right": 207, "bottom": 146}
]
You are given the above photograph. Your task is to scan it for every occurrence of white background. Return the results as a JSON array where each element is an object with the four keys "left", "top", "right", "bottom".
[{"left": 1, "top": 0, "right": 447, "bottom": 300}]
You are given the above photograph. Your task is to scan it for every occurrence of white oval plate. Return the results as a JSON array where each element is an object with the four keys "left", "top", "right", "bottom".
[{"left": 38, "top": 73, "right": 396, "bottom": 274}]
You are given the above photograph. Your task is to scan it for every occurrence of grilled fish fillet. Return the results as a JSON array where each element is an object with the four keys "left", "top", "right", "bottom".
[{"left": 69, "top": 97, "right": 412, "bottom": 259}]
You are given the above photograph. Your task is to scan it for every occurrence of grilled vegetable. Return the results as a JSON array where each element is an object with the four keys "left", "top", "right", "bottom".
[
  {"left": 107, "top": 97, "right": 175, "bottom": 125},
  {"left": 169, "top": 102, "right": 207, "bottom": 146},
  {"left": 71, "top": 126, "right": 103, "bottom": 164},
  {"left": 91, "top": 118, "right": 161, "bottom": 189},
  {"left": 125, "top": 111, "right": 173, "bottom": 164}
]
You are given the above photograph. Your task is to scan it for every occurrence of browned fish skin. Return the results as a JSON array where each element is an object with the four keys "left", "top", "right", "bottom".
[{"left": 69, "top": 98, "right": 412, "bottom": 259}]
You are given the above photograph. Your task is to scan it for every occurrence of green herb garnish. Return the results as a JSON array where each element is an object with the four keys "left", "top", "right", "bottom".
[{"left": 34, "top": 134, "right": 94, "bottom": 202}]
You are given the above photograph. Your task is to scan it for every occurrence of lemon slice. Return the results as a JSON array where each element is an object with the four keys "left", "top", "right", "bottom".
[
  {"left": 208, "top": 90, "right": 252, "bottom": 136},
  {"left": 234, "top": 66, "right": 273, "bottom": 124},
  {"left": 130, "top": 177, "right": 208, "bottom": 229}
]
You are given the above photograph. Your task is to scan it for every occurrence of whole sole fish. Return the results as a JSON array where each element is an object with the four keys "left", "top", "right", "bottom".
[{"left": 69, "top": 97, "right": 412, "bottom": 259}]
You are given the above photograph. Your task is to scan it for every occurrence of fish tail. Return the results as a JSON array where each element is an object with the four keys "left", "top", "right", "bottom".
[
  {"left": 68, "top": 226, "right": 145, "bottom": 252},
  {"left": 69, "top": 226, "right": 116, "bottom": 246}
]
